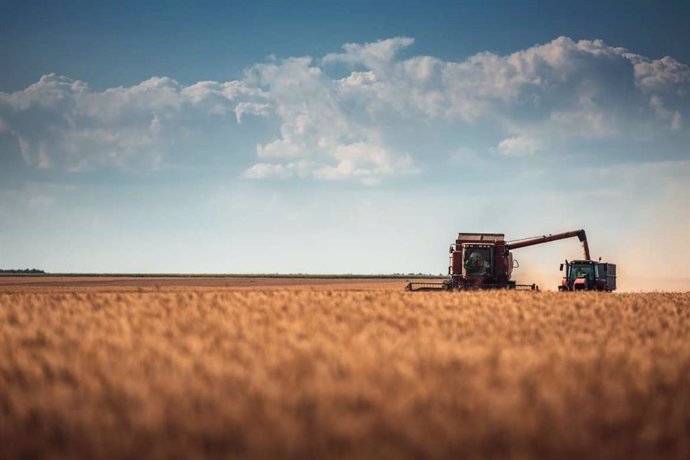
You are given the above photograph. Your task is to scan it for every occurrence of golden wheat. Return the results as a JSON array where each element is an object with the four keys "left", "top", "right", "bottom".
[{"left": 1, "top": 290, "right": 689, "bottom": 459}]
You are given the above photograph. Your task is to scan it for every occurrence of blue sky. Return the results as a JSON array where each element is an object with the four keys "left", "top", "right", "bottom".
[{"left": 1, "top": 1, "right": 689, "bottom": 285}]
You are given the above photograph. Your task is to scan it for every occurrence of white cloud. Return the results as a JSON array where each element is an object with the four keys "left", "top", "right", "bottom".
[
  {"left": 1, "top": 36, "right": 688, "bottom": 182},
  {"left": 244, "top": 143, "right": 414, "bottom": 185},
  {"left": 322, "top": 37, "right": 415, "bottom": 69},
  {"left": 497, "top": 135, "right": 539, "bottom": 156},
  {"left": 234, "top": 102, "right": 271, "bottom": 122},
  {"left": 630, "top": 55, "right": 690, "bottom": 93},
  {"left": 242, "top": 162, "right": 299, "bottom": 179},
  {"left": 314, "top": 143, "right": 415, "bottom": 185},
  {"left": 241, "top": 52, "right": 415, "bottom": 183},
  {"left": 0, "top": 73, "right": 266, "bottom": 170}
]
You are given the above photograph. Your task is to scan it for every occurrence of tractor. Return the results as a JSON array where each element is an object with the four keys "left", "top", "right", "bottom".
[{"left": 558, "top": 259, "right": 617, "bottom": 291}]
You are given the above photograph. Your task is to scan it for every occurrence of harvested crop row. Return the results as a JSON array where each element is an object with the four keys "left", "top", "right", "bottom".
[{"left": 1, "top": 291, "right": 689, "bottom": 459}]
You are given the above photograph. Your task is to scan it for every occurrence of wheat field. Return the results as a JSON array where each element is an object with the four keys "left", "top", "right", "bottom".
[{"left": 1, "top": 287, "right": 689, "bottom": 459}]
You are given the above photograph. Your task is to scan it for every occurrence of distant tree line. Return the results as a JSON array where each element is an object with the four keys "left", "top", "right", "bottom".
[{"left": 0, "top": 268, "right": 46, "bottom": 274}]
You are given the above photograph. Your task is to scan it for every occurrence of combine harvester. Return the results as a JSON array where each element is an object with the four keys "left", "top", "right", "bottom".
[{"left": 406, "top": 229, "right": 616, "bottom": 292}]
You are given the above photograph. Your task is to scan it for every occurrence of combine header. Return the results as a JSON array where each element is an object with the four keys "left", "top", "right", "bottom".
[{"left": 406, "top": 229, "right": 613, "bottom": 291}]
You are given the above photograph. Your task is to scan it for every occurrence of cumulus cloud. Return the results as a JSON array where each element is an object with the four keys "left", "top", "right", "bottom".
[
  {"left": 246, "top": 35, "right": 688, "bottom": 177},
  {"left": 322, "top": 37, "right": 415, "bottom": 69},
  {"left": 0, "top": 36, "right": 688, "bottom": 181},
  {"left": 0, "top": 74, "right": 265, "bottom": 171}
]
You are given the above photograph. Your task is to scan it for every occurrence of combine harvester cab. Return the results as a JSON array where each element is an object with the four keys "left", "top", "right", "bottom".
[{"left": 446, "top": 233, "right": 538, "bottom": 290}]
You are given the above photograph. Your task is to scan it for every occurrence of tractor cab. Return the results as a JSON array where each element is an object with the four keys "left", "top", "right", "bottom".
[{"left": 567, "top": 260, "right": 595, "bottom": 290}]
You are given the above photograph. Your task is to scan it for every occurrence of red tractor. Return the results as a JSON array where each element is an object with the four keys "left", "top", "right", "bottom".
[
  {"left": 558, "top": 259, "right": 617, "bottom": 291},
  {"left": 406, "top": 229, "right": 616, "bottom": 292}
]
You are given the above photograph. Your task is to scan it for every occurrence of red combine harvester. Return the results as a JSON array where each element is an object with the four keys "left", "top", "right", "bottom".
[{"left": 406, "top": 229, "right": 616, "bottom": 292}]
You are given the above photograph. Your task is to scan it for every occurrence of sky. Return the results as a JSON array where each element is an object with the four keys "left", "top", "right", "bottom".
[{"left": 1, "top": 0, "right": 689, "bottom": 286}]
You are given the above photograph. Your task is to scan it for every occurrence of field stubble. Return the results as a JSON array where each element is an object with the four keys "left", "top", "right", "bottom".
[{"left": 1, "top": 289, "right": 689, "bottom": 459}]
